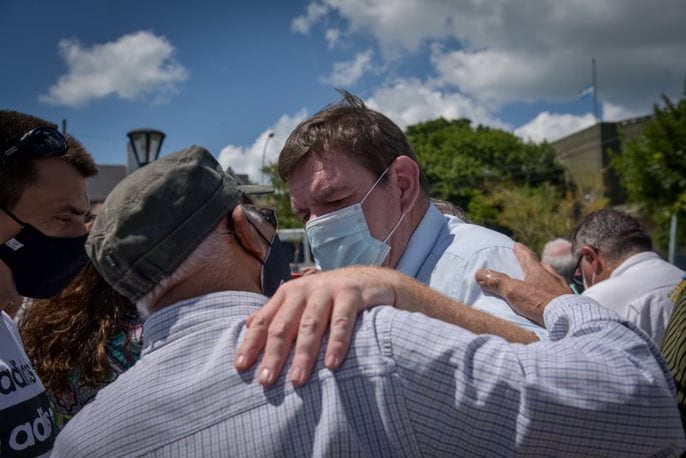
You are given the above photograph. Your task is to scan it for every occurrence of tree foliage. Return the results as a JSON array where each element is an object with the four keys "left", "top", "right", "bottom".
[
  {"left": 483, "top": 183, "right": 607, "bottom": 252},
  {"left": 611, "top": 93, "right": 686, "bottom": 252},
  {"left": 256, "top": 163, "right": 303, "bottom": 229},
  {"left": 613, "top": 94, "right": 686, "bottom": 214},
  {"left": 407, "top": 118, "right": 564, "bottom": 212},
  {"left": 406, "top": 118, "right": 584, "bottom": 250}
]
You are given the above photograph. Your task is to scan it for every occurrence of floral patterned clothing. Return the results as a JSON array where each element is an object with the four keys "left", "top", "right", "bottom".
[{"left": 51, "top": 319, "right": 143, "bottom": 429}]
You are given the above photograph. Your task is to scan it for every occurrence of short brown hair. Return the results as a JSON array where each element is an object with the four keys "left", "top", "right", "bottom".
[
  {"left": 0, "top": 110, "right": 98, "bottom": 209},
  {"left": 278, "top": 90, "right": 430, "bottom": 193}
]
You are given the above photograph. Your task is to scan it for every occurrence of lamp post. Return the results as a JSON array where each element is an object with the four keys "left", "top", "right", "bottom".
[
  {"left": 260, "top": 131, "right": 275, "bottom": 185},
  {"left": 127, "top": 128, "right": 165, "bottom": 171}
]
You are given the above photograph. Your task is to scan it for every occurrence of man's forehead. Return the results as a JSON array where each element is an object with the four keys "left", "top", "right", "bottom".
[
  {"left": 18, "top": 191, "right": 89, "bottom": 216},
  {"left": 17, "top": 160, "right": 89, "bottom": 214},
  {"left": 288, "top": 154, "right": 372, "bottom": 196}
]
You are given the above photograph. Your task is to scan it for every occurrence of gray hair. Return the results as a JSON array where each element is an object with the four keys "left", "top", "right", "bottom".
[
  {"left": 541, "top": 238, "right": 576, "bottom": 283},
  {"left": 136, "top": 219, "right": 231, "bottom": 318},
  {"left": 571, "top": 209, "right": 652, "bottom": 263}
]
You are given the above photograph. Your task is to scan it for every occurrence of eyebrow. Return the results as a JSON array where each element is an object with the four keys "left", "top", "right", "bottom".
[{"left": 57, "top": 204, "right": 89, "bottom": 216}]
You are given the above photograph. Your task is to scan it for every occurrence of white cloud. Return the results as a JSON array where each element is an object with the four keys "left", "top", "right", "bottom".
[
  {"left": 297, "top": 0, "right": 686, "bottom": 113},
  {"left": 430, "top": 46, "right": 577, "bottom": 108},
  {"left": 40, "top": 31, "right": 188, "bottom": 107},
  {"left": 322, "top": 49, "right": 373, "bottom": 87},
  {"left": 325, "top": 28, "right": 341, "bottom": 48},
  {"left": 317, "top": 0, "right": 457, "bottom": 55},
  {"left": 365, "top": 79, "right": 509, "bottom": 130},
  {"left": 291, "top": 2, "right": 329, "bottom": 34},
  {"left": 515, "top": 112, "right": 596, "bottom": 143},
  {"left": 602, "top": 101, "right": 645, "bottom": 122},
  {"left": 217, "top": 109, "right": 308, "bottom": 185}
]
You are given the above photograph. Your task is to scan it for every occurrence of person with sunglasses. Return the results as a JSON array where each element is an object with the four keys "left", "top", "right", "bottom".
[
  {"left": 1, "top": 110, "right": 97, "bottom": 456},
  {"left": 52, "top": 146, "right": 685, "bottom": 456},
  {"left": 570, "top": 208, "right": 683, "bottom": 344}
]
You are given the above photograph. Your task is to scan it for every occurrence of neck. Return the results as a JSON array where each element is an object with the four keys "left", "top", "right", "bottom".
[
  {"left": 152, "top": 251, "right": 262, "bottom": 313},
  {"left": 0, "top": 211, "right": 21, "bottom": 245},
  {"left": 388, "top": 195, "right": 430, "bottom": 268}
]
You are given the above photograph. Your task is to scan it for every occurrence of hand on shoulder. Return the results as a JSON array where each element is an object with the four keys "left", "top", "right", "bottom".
[{"left": 475, "top": 243, "right": 572, "bottom": 327}]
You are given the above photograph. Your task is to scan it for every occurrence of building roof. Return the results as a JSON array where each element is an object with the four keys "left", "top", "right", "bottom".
[
  {"left": 86, "top": 164, "right": 127, "bottom": 203},
  {"left": 87, "top": 164, "right": 254, "bottom": 206}
]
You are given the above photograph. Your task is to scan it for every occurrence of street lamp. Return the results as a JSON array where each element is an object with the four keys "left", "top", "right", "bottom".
[
  {"left": 127, "top": 128, "right": 166, "bottom": 168},
  {"left": 261, "top": 131, "right": 275, "bottom": 185}
]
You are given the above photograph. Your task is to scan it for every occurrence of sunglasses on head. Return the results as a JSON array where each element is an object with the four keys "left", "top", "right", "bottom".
[{"left": 2, "top": 126, "right": 69, "bottom": 162}]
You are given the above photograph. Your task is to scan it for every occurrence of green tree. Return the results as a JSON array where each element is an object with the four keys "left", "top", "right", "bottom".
[
  {"left": 406, "top": 118, "right": 579, "bottom": 247},
  {"left": 406, "top": 118, "right": 564, "bottom": 209},
  {"left": 256, "top": 163, "right": 302, "bottom": 229},
  {"left": 486, "top": 183, "right": 608, "bottom": 253},
  {"left": 612, "top": 93, "right": 686, "bottom": 251},
  {"left": 613, "top": 94, "right": 686, "bottom": 214}
]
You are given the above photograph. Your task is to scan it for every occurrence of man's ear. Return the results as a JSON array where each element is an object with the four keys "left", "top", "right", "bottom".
[
  {"left": 390, "top": 156, "right": 420, "bottom": 213},
  {"left": 580, "top": 246, "right": 602, "bottom": 274},
  {"left": 231, "top": 206, "right": 269, "bottom": 261}
]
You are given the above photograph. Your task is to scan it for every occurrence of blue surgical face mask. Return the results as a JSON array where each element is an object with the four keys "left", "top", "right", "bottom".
[{"left": 305, "top": 168, "right": 405, "bottom": 271}]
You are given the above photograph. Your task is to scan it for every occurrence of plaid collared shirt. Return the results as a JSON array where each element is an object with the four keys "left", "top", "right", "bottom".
[{"left": 54, "top": 291, "right": 685, "bottom": 457}]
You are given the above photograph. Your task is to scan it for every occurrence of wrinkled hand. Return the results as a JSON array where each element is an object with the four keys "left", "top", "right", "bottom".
[
  {"left": 234, "top": 266, "right": 399, "bottom": 386},
  {"left": 475, "top": 243, "right": 572, "bottom": 327}
]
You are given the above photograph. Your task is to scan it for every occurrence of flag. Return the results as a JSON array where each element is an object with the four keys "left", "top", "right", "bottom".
[{"left": 578, "top": 83, "right": 594, "bottom": 99}]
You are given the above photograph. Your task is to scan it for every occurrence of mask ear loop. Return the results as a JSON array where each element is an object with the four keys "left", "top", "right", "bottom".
[
  {"left": 359, "top": 165, "right": 405, "bottom": 244},
  {"left": 383, "top": 212, "right": 405, "bottom": 243},
  {"left": 360, "top": 167, "right": 390, "bottom": 205}
]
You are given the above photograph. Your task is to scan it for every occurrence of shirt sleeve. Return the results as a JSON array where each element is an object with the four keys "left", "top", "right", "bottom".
[{"left": 375, "top": 295, "right": 685, "bottom": 456}]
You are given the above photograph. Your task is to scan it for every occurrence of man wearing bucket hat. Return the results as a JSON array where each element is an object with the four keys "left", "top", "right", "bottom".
[{"left": 54, "top": 146, "right": 685, "bottom": 456}]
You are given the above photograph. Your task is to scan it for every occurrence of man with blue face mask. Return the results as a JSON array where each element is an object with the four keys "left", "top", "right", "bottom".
[
  {"left": 0, "top": 110, "right": 98, "bottom": 456},
  {"left": 305, "top": 167, "right": 405, "bottom": 269},
  {"left": 236, "top": 90, "right": 548, "bottom": 386}
]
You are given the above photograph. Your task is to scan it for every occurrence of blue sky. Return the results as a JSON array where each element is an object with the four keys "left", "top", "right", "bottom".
[{"left": 2, "top": 0, "right": 685, "bottom": 184}]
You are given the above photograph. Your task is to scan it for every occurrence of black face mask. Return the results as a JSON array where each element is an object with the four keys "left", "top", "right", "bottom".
[
  {"left": 0, "top": 208, "right": 88, "bottom": 298},
  {"left": 259, "top": 233, "right": 293, "bottom": 297},
  {"left": 243, "top": 206, "right": 292, "bottom": 297}
]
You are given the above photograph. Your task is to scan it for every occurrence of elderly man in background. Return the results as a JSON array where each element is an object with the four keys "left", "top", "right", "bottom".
[
  {"left": 573, "top": 208, "right": 683, "bottom": 343},
  {"left": 53, "top": 146, "right": 685, "bottom": 456},
  {"left": 541, "top": 237, "right": 582, "bottom": 293}
]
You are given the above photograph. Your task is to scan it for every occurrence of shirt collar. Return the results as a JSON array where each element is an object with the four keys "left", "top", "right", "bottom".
[
  {"left": 142, "top": 290, "right": 266, "bottom": 355},
  {"left": 396, "top": 204, "right": 446, "bottom": 278},
  {"left": 610, "top": 251, "right": 660, "bottom": 278}
]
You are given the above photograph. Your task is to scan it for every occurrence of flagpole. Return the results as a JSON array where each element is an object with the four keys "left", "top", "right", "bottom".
[{"left": 592, "top": 58, "right": 599, "bottom": 122}]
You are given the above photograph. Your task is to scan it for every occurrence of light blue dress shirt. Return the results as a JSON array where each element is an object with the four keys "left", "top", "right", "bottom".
[
  {"left": 397, "top": 204, "right": 547, "bottom": 337},
  {"left": 54, "top": 291, "right": 685, "bottom": 457}
]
